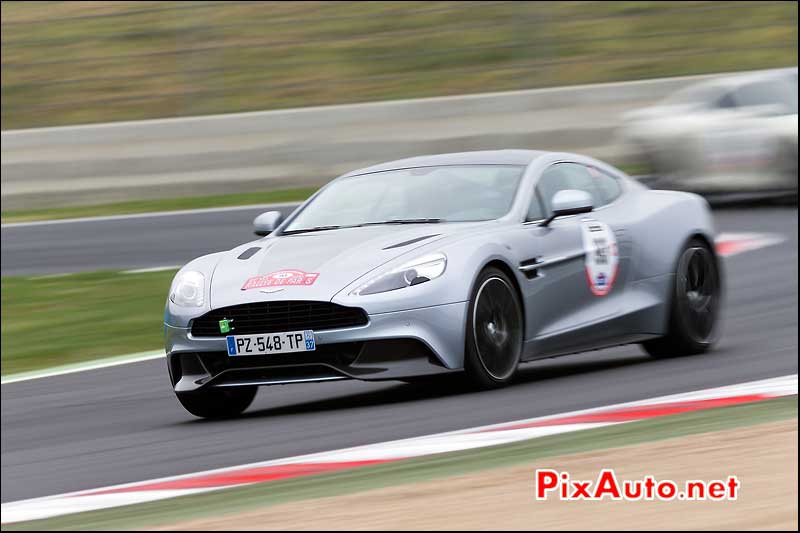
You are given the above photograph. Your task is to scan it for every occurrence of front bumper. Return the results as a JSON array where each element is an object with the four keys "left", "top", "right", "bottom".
[{"left": 165, "top": 301, "right": 468, "bottom": 392}]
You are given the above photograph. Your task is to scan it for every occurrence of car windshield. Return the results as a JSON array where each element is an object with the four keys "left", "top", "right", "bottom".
[
  {"left": 282, "top": 165, "right": 525, "bottom": 233},
  {"left": 662, "top": 83, "right": 724, "bottom": 107}
]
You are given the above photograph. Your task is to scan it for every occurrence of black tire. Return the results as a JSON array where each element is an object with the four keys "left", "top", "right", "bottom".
[
  {"left": 176, "top": 386, "right": 257, "bottom": 419},
  {"left": 643, "top": 238, "right": 722, "bottom": 358},
  {"left": 464, "top": 267, "right": 524, "bottom": 389}
]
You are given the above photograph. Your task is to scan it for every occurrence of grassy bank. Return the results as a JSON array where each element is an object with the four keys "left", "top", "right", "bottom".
[
  {"left": 5, "top": 395, "right": 796, "bottom": 530},
  {"left": 1, "top": 269, "right": 177, "bottom": 375},
  {"left": 2, "top": 1, "right": 796, "bottom": 129}
]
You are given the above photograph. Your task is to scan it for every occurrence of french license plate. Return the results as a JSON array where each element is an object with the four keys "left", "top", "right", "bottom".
[{"left": 226, "top": 330, "right": 315, "bottom": 356}]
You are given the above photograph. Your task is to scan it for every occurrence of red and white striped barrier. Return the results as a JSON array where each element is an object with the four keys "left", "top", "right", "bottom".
[{"left": 2, "top": 374, "right": 795, "bottom": 524}]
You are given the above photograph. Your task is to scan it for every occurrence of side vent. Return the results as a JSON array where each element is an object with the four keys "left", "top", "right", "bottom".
[
  {"left": 237, "top": 247, "right": 261, "bottom": 260},
  {"left": 519, "top": 257, "right": 543, "bottom": 279}
]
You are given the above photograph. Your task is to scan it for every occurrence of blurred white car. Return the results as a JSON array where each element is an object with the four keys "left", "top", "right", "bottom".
[{"left": 622, "top": 68, "right": 797, "bottom": 198}]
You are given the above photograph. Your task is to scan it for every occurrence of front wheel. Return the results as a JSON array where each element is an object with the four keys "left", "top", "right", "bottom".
[
  {"left": 176, "top": 386, "right": 257, "bottom": 419},
  {"left": 643, "top": 238, "right": 722, "bottom": 358},
  {"left": 464, "top": 267, "right": 524, "bottom": 388}
]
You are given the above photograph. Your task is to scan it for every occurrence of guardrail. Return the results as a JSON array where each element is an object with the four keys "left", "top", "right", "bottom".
[{"left": 2, "top": 71, "right": 742, "bottom": 210}]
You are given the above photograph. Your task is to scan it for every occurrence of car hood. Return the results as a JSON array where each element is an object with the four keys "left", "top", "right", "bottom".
[{"left": 208, "top": 224, "right": 473, "bottom": 308}]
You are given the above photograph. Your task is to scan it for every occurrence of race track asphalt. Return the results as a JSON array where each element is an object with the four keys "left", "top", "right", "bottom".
[
  {"left": 0, "top": 204, "right": 299, "bottom": 277},
  {"left": 1, "top": 207, "right": 797, "bottom": 503}
]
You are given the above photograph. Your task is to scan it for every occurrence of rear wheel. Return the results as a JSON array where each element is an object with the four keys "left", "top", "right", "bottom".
[
  {"left": 643, "top": 238, "right": 721, "bottom": 358},
  {"left": 176, "top": 386, "right": 257, "bottom": 419},
  {"left": 464, "top": 267, "right": 524, "bottom": 388}
]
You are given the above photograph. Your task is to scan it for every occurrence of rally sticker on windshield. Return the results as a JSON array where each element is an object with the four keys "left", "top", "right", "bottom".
[
  {"left": 242, "top": 270, "right": 319, "bottom": 290},
  {"left": 580, "top": 219, "right": 619, "bottom": 296}
]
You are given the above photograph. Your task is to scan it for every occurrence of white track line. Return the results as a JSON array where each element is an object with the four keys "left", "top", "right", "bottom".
[
  {"left": 0, "top": 351, "right": 165, "bottom": 385},
  {"left": 2, "top": 374, "right": 795, "bottom": 524},
  {"left": 0, "top": 201, "right": 301, "bottom": 229},
  {"left": 121, "top": 265, "right": 181, "bottom": 274}
]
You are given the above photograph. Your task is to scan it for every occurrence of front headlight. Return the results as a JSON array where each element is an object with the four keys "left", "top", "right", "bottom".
[
  {"left": 170, "top": 271, "right": 205, "bottom": 307},
  {"left": 351, "top": 253, "right": 446, "bottom": 296}
]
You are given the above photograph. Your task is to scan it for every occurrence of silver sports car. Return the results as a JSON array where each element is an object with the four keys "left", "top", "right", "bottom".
[
  {"left": 622, "top": 67, "right": 797, "bottom": 198},
  {"left": 165, "top": 150, "right": 722, "bottom": 418}
]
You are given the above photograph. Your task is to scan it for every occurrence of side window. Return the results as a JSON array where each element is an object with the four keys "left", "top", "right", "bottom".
[
  {"left": 715, "top": 91, "right": 737, "bottom": 109},
  {"left": 535, "top": 163, "right": 603, "bottom": 215},
  {"left": 586, "top": 166, "right": 622, "bottom": 206},
  {"left": 527, "top": 191, "right": 545, "bottom": 221},
  {"left": 733, "top": 80, "right": 795, "bottom": 113}
]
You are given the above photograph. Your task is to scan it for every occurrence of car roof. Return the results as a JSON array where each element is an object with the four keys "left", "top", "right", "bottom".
[
  {"left": 341, "top": 150, "right": 548, "bottom": 177},
  {"left": 664, "top": 67, "right": 798, "bottom": 104},
  {"left": 712, "top": 69, "right": 796, "bottom": 91}
]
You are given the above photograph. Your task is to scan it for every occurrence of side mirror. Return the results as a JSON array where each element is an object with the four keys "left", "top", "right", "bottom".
[
  {"left": 253, "top": 211, "right": 283, "bottom": 236},
  {"left": 540, "top": 189, "right": 593, "bottom": 227}
]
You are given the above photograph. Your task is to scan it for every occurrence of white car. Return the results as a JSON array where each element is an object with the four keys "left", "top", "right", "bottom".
[
  {"left": 164, "top": 150, "right": 722, "bottom": 418},
  {"left": 622, "top": 68, "right": 797, "bottom": 198}
]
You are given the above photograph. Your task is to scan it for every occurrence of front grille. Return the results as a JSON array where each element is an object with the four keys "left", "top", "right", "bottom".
[{"left": 190, "top": 301, "right": 368, "bottom": 337}]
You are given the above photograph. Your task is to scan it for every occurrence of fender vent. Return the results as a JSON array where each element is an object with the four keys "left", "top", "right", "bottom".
[
  {"left": 383, "top": 234, "right": 439, "bottom": 250},
  {"left": 237, "top": 247, "right": 261, "bottom": 260}
]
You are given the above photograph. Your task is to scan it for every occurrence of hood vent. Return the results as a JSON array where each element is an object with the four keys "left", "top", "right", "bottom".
[
  {"left": 382, "top": 234, "right": 439, "bottom": 250},
  {"left": 237, "top": 247, "right": 261, "bottom": 260}
]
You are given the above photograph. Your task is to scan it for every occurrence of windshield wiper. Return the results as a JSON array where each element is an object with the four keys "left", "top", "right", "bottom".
[
  {"left": 282, "top": 225, "right": 342, "bottom": 235},
  {"left": 358, "top": 218, "right": 444, "bottom": 226}
]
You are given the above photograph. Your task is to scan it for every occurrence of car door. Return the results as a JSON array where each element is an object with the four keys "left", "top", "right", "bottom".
[
  {"left": 517, "top": 162, "right": 629, "bottom": 360},
  {"left": 698, "top": 79, "right": 796, "bottom": 188}
]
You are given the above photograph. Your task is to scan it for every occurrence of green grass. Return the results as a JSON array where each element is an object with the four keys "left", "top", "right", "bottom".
[
  {"left": 4, "top": 395, "right": 796, "bottom": 531},
  {"left": 1, "top": 1, "right": 796, "bottom": 129},
  {"left": 1, "top": 269, "right": 178, "bottom": 375},
  {"left": 0, "top": 187, "right": 316, "bottom": 224}
]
